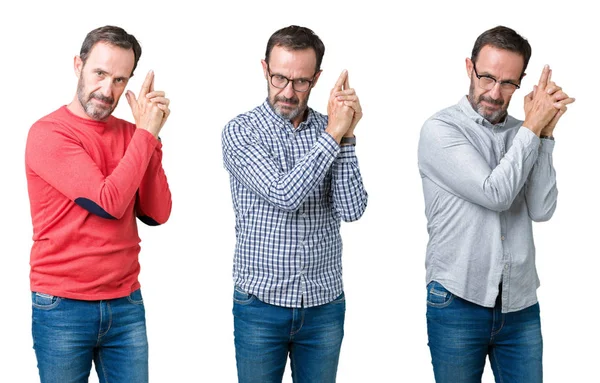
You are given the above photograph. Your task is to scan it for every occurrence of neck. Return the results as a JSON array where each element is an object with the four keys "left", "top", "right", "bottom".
[
  {"left": 67, "top": 96, "right": 92, "bottom": 120},
  {"left": 291, "top": 108, "right": 309, "bottom": 128},
  {"left": 67, "top": 95, "right": 111, "bottom": 122}
]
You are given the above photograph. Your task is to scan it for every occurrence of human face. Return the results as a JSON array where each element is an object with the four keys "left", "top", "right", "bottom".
[
  {"left": 262, "top": 46, "right": 321, "bottom": 127},
  {"left": 466, "top": 45, "right": 524, "bottom": 124},
  {"left": 73, "top": 42, "right": 134, "bottom": 121}
]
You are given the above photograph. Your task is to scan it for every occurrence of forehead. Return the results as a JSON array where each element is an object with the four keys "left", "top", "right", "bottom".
[
  {"left": 476, "top": 45, "right": 524, "bottom": 80},
  {"left": 268, "top": 45, "right": 317, "bottom": 77},
  {"left": 84, "top": 42, "right": 135, "bottom": 76}
]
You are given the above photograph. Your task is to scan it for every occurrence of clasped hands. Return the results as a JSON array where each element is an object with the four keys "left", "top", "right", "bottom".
[
  {"left": 524, "top": 65, "right": 575, "bottom": 137},
  {"left": 326, "top": 70, "right": 362, "bottom": 144},
  {"left": 126, "top": 70, "right": 171, "bottom": 138}
]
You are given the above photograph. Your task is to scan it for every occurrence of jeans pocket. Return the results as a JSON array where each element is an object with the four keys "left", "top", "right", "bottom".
[
  {"left": 233, "top": 286, "right": 255, "bottom": 305},
  {"left": 126, "top": 289, "right": 144, "bottom": 305},
  {"left": 426, "top": 281, "right": 454, "bottom": 308},
  {"left": 31, "top": 292, "right": 61, "bottom": 310}
]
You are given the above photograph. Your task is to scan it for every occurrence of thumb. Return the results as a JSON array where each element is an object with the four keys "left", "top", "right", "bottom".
[{"left": 126, "top": 90, "right": 137, "bottom": 112}]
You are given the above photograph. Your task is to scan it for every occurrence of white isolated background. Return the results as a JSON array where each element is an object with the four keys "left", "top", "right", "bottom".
[{"left": 0, "top": 0, "right": 596, "bottom": 382}]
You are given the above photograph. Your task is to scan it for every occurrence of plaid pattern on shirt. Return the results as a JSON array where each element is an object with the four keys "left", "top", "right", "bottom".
[{"left": 222, "top": 100, "right": 368, "bottom": 308}]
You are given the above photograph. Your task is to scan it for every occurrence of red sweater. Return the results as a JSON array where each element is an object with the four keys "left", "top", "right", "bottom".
[{"left": 25, "top": 106, "right": 172, "bottom": 300}]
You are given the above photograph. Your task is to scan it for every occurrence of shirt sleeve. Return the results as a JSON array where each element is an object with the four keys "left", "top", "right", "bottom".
[
  {"left": 135, "top": 140, "right": 172, "bottom": 226},
  {"left": 523, "top": 139, "right": 558, "bottom": 221},
  {"left": 418, "top": 119, "right": 541, "bottom": 212},
  {"left": 330, "top": 144, "right": 368, "bottom": 222},
  {"left": 222, "top": 121, "right": 340, "bottom": 212},
  {"left": 25, "top": 120, "right": 158, "bottom": 219}
]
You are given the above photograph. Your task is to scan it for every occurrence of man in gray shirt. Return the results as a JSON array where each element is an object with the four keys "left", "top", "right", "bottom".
[{"left": 418, "top": 26, "right": 574, "bottom": 383}]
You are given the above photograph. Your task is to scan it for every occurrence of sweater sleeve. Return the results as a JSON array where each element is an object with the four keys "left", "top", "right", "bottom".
[
  {"left": 135, "top": 140, "right": 172, "bottom": 225},
  {"left": 25, "top": 120, "right": 158, "bottom": 219}
]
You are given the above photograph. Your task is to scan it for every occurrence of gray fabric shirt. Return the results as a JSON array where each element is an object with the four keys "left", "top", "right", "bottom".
[{"left": 418, "top": 96, "right": 557, "bottom": 313}]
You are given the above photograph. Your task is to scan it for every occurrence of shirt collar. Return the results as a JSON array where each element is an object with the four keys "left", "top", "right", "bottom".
[{"left": 260, "top": 99, "right": 316, "bottom": 132}]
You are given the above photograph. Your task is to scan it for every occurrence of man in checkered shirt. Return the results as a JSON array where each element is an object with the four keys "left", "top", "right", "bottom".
[{"left": 222, "top": 25, "right": 368, "bottom": 383}]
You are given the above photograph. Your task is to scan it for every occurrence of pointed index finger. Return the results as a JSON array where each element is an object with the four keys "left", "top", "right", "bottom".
[
  {"left": 139, "top": 70, "right": 154, "bottom": 99},
  {"left": 344, "top": 71, "right": 350, "bottom": 90},
  {"left": 334, "top": 70, "right": 348, "bottom": 91},
  {"left": 538, "top": 65, "right": 550, "bottom": 90}
]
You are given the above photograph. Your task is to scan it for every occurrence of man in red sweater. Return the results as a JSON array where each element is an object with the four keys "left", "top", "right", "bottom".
[{"left": 25, "top": 25, "right": 171, "bottom": 382}]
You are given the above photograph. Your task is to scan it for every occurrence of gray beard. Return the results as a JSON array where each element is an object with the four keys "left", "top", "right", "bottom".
[
  {"left": 77, "top": 79, "right": 115, "bottom": 121},
  {"left": 468, "top": 82, "right": 508, "bottom": 125},
  {"left": 267, "top": 85, "right": 308, "bottom": 122}
]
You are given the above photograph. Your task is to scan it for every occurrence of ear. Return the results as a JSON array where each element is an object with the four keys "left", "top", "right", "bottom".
[
  {"left": 74, "top": 56, "right": 83, "bottom": 78},
  {"left": 311, "top": 69, "right": 323, "bottom": 88},
  {"left": 465, "top": 58, "right": 474, "bottom": 78},
  {"left": 261, "top": 59, "right": 269, "bottom": 80}
]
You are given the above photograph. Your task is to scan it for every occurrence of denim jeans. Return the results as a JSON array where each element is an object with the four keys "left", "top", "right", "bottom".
[
  {"left": 233, "top": 287, "right": 346, "bottom": 383},
  {"left": 31, "top": 289, "right": 148, "bottom": 383},
  {"left": 426, "top": 281, "right": 543, "bottom": 383}
]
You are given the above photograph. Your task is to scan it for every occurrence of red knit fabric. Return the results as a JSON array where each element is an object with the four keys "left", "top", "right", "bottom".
[{"left": 25, "top": 106, "right": 171, "bottom": 300}]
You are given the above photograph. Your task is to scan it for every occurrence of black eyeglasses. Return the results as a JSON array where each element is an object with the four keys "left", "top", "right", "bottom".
[
  {"left": 267, "top": 66, "right": 316, "bottom": 92},
  {"left": 473, "top": 65, "right": 520, "bottom": 94}
]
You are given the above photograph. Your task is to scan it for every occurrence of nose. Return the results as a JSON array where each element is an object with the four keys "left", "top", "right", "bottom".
[
  {"left": 99, "top": 79, "right": 113, "bottom": 98},
  {"left": 488, "top": 82, "right": 502, "bottom": 100},
  {"left": 281, "top": 81, "right": 296, "bottom": 98}
]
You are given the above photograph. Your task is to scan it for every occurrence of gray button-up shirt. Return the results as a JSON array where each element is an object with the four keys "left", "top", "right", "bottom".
[{"left": 418, "top": 96, "right": 557, "bottom": 313}]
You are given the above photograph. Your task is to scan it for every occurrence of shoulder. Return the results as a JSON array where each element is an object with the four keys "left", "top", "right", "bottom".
[
  {"left": 26, "top": 108, "right": 77, "bottom": 163},
  {"left": 420, "top": 104, "right": 463, "bottom": 139},
  {"left": 28, "top": 107, "right": 74, "bottom": 142},
  {"left": 222, "top": 105, "right": 267, "bottom": 145}
]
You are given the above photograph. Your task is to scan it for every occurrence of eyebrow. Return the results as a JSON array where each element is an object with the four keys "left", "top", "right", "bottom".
[{"left": 92, "top": 67, "right": 130, "bottom": 81}]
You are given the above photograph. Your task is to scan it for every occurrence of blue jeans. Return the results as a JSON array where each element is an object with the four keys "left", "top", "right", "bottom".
[
  {"left": 233, "top": 287, "right": 346, "bottom": 383},
  {"left": 31, "top": 289, "right": 148, "bottom": 383},
  {"left": 426, "top": 281, "right": 543, "bottom": 383}
]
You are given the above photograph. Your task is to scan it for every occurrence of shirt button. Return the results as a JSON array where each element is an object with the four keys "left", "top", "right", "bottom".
[
  {"left": 504, "top": 264, "right": 509, "bottom": 270},
  {"left": 501, "top": 236, "right": 505, "bottom": 241}
]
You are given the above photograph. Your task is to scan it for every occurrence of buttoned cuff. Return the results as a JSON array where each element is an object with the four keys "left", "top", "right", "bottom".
[
  {"left": 337, "top": 144, "right": 358, "bottom": 163},
  {"left": 539, "top": 137, "right": 555, "bottom": 154}
]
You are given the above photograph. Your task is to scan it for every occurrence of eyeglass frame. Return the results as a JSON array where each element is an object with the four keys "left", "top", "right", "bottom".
[
  {"left": 472, "top": 64, "right": 521, "bottom": 94},
  {"left": 266, "top": 65, "right": 318, "bottom": 92}
]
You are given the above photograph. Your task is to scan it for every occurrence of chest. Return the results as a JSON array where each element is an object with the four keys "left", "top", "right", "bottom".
[
  {"left": 463, "top": 126, "right": 517, "bottom": 167},
  {"left": 75, "top": 127, "right": 131, "bottom": 175},
  {"left": 260, "top": 126, "right": 321, "bottom": 172}
]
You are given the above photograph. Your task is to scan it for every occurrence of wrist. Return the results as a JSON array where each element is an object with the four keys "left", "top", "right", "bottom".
[
  {"left": 522, "top": 119, "right": 544, "bottom": 136},
  {"left": 325, "top": 125, "right": 345, "bottom": 144}
]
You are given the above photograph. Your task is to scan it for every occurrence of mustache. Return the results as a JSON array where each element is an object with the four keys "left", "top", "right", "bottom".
[
  {"left": 89, "top": 92, "right": 114, "bottom": 105},
  {"left": 275, "top": 95, "right": 299, "bottom": 105},
  {"left": 478, "top": 95, "right": 503, "bottom": 106}
]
